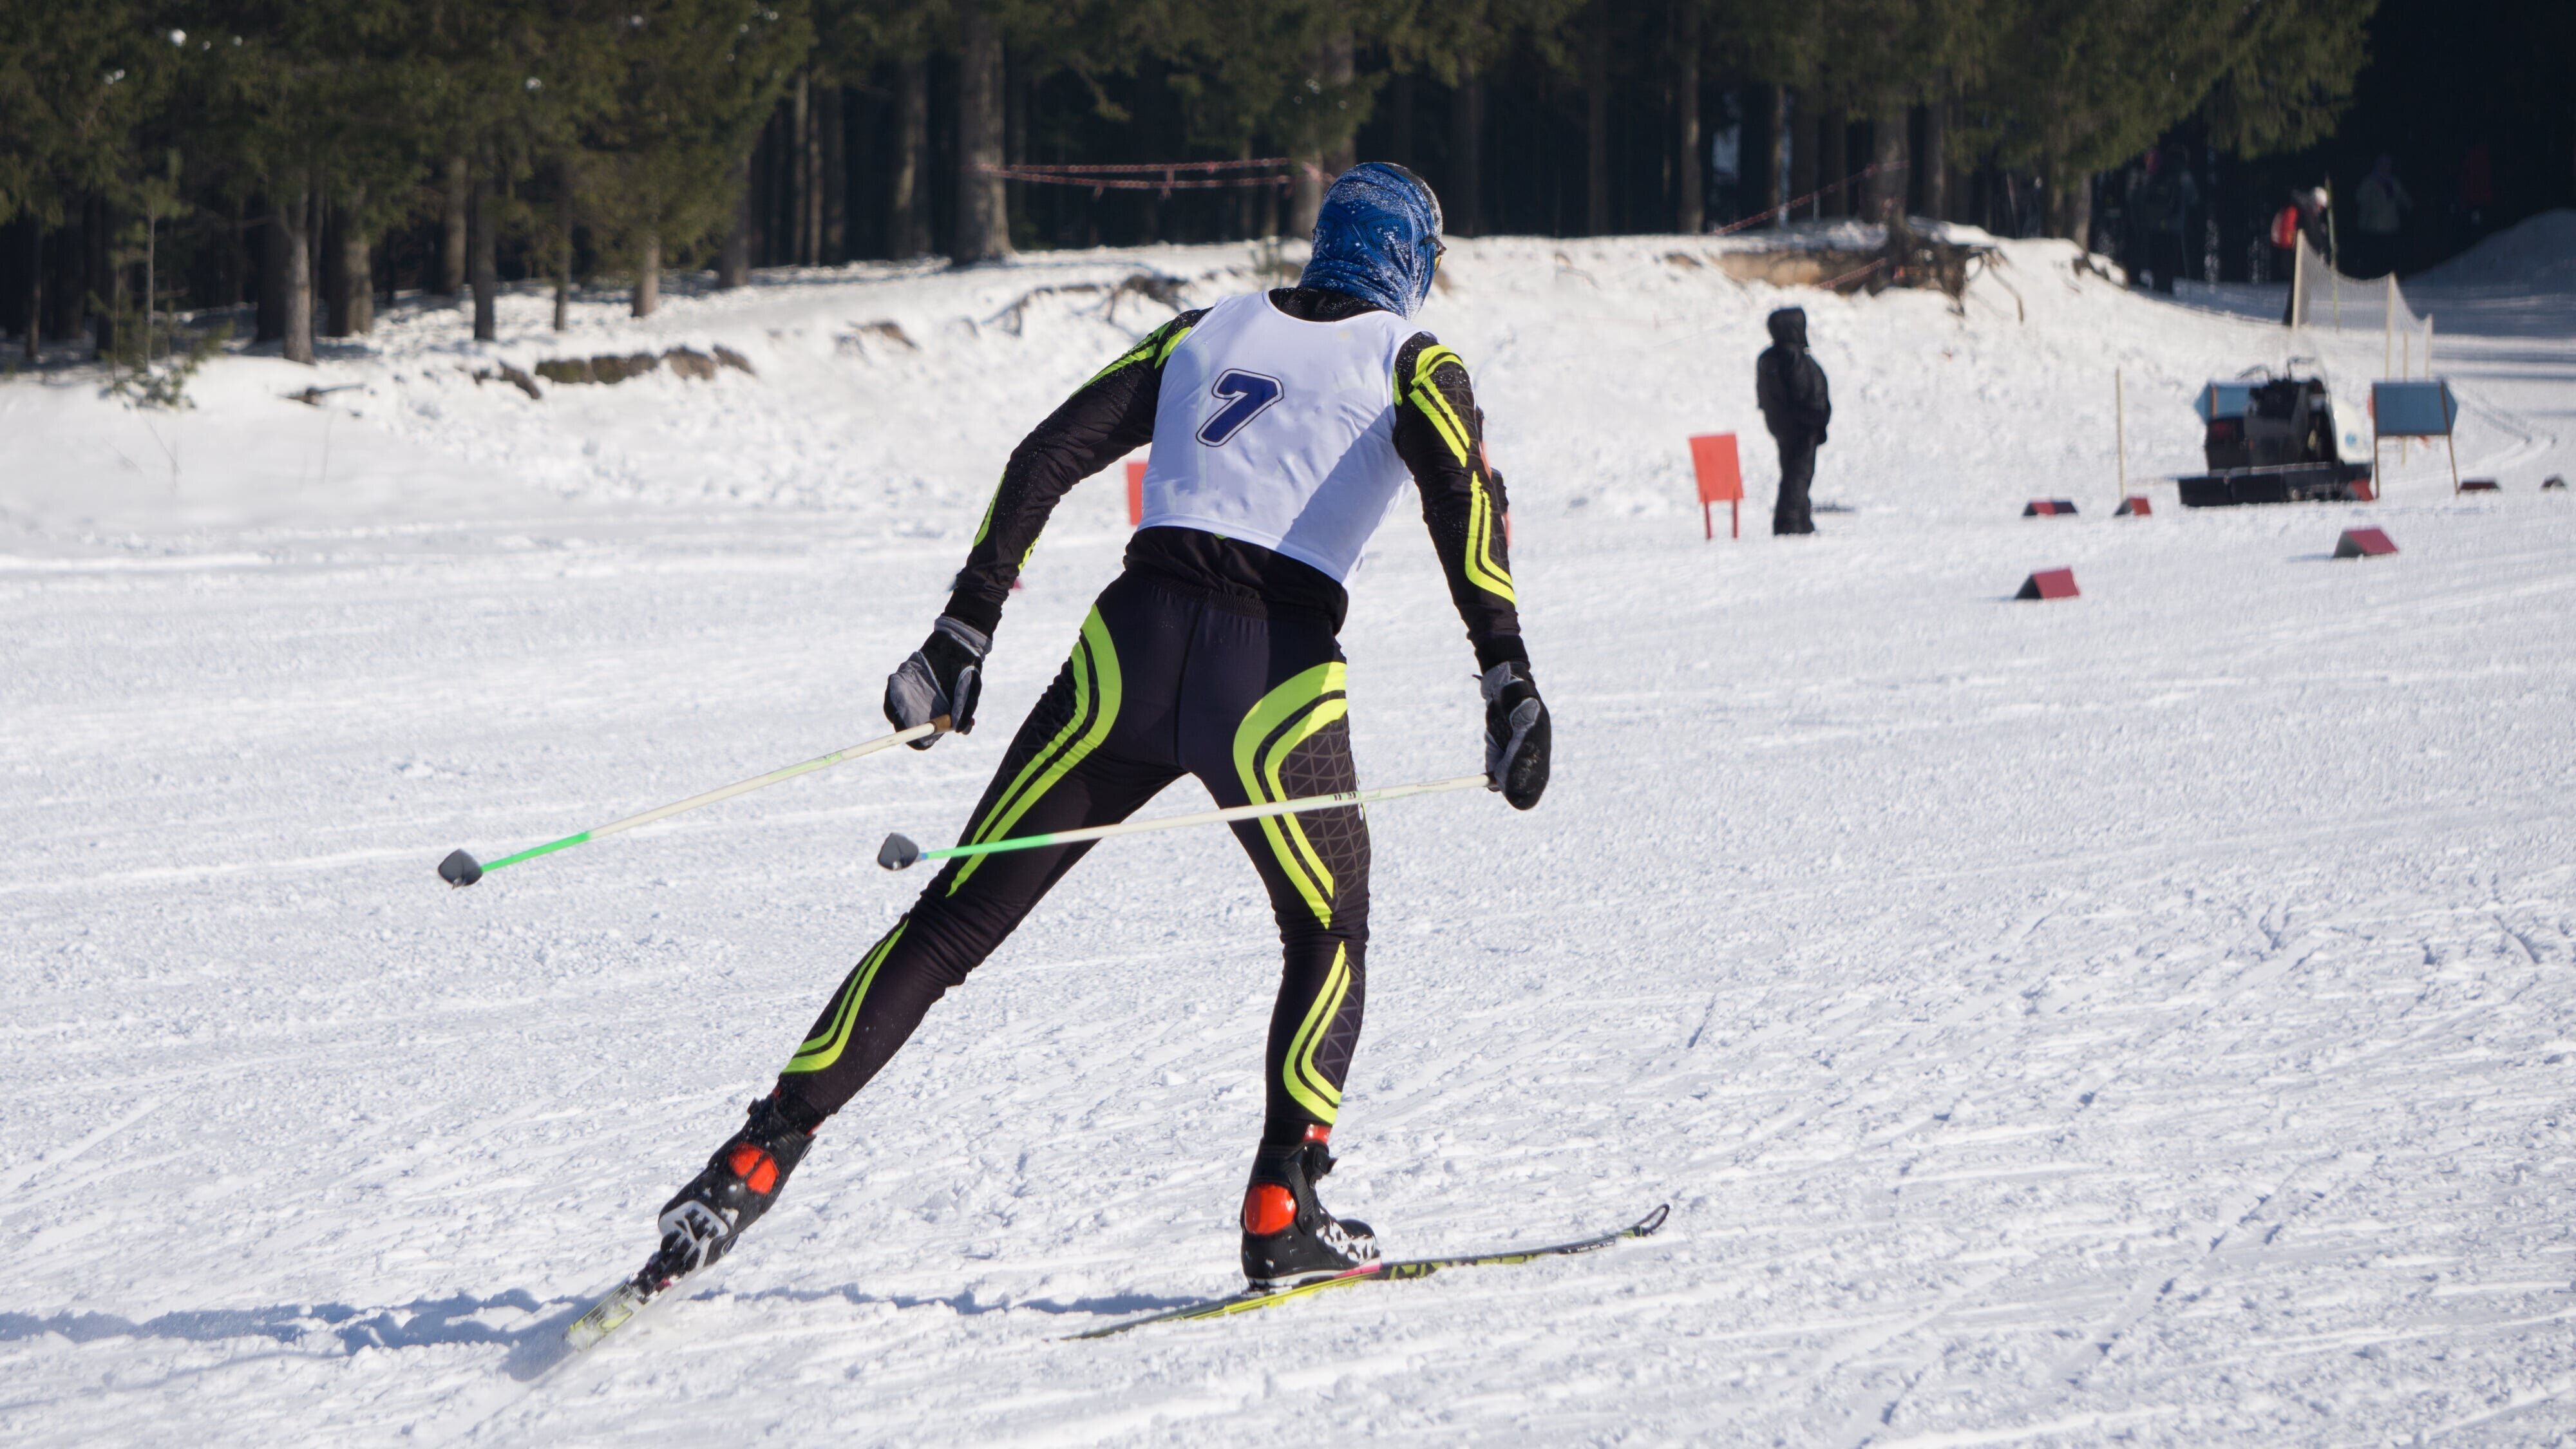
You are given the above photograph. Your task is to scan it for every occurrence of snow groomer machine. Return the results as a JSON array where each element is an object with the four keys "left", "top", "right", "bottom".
[{"left": 2178, "top": 372, "right": 2375, "bottom": 506}]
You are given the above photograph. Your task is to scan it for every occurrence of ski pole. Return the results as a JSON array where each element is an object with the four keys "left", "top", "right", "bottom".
[
  {"left": 440, "top": 716, "right": 949, "bottom": 887},
  {"left": 876, "top": 772, "right": 1490, "bottom": 871}
]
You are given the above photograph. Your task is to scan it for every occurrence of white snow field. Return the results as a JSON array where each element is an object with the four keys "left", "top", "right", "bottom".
[{"left": 5, "top": 214, "right": 2575, "bottom": 1446}]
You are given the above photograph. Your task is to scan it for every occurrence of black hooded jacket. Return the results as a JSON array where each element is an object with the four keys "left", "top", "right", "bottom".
[{"left": 1755, "top": 308, "right": 1832, "bottom": 442}]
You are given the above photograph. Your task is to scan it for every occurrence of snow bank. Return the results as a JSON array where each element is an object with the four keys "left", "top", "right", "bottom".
[
  {"left": 2413, "top": 207, "right": 2576, "bottom": 288},
  {"left": 3, "top": 229, "right": 2456, "bottom": 550}
]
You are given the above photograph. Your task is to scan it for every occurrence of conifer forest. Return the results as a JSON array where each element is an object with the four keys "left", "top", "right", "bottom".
[{"left": 1, "top": 0, "right": 2566, "bottom": 364}]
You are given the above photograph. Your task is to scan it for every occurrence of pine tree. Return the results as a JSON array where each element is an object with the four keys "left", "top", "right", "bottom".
[{"left": 585, "top": 0, "right": 810, "bottom": 316}]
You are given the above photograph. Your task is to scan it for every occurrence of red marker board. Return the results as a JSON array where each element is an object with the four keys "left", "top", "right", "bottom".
[
  {"left": 2015, "top": 567, "right": 2079, "bottom": 600},
  {"left": 1689, "top": 433, "right": 1744, "bottom": 540}
]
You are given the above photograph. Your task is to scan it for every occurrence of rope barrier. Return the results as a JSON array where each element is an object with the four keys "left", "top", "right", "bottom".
[
  {"left": 1709, "top": 160, "right": 1908, "bottom": 237},
  {"left": 978, "top": 158, "right": 1303, "bottom": 198}
]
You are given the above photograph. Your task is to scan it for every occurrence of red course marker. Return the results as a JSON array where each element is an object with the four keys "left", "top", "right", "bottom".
[
  {"left": 2114, "top": 495, "right": 2151, "bottom": 516},
  {"left": 2015, "top": 567, "right": 2079, "bottom": 600},
  {"left": 2334, "top": 527, "right": 2398, "bottom": 558},
  {"left": 2022, "top": 499, "right": 2079, "bottom": 516},
  {"left": 1689, "top": 433, "right": 1744, "bottom": 540}
]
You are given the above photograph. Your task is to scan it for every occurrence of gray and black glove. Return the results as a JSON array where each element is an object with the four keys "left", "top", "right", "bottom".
[
  {"left": 884, "top": 616, "right": 990, "bottom": 748},
  {"left": 1481, "top": 661, "right": 1551, "bottom": 810}
]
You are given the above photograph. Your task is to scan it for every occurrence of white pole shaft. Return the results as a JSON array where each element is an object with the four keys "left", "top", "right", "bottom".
[
  {"left": 589, "top": 719, "right": 943, "bottom": 841},
  {"left": 922, "top": 773, "right": 1490, "bottom": 862}
]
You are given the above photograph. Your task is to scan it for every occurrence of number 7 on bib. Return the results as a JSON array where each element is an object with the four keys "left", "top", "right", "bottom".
[{"left": 1198, "top": 370, "right": 1285, "bottom": 446}]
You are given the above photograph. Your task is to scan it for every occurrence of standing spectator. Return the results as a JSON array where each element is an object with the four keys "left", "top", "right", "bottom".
[
  {"left": 2454, "top": 142, "right": 2493, "bottom": 249},
  {"left": 2353, "top": 155, "right": 2412, "bottom": 277},
  {"left": 1756, "top": 307, "right": 1831, "bottom": 535},
  {"left": 2136, "top": 147, "right": 2201, "bottom": 294},
  {"left": 2280, "top": 185, "right": 2333, "bottom": 325}
]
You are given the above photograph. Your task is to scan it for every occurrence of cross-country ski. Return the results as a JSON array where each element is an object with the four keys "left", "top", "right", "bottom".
[{"left": 1068, "top": 1204, "right": 1671, "bottom": 1339}]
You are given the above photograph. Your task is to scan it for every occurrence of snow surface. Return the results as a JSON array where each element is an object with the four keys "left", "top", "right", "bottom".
[{"left": 5, "top": 231, "right": 2575, "bottom": 1446}]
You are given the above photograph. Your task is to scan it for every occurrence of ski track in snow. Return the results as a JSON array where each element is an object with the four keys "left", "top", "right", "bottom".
[{"left": 4, "top": 225, "right": 2575, "bottom": 1446}]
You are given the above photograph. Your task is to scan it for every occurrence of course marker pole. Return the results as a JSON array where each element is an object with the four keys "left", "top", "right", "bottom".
[
  {"left": 440, "top": 717, "right": 947, "bottom": 887},
  {"left": 2114, "top": 367, "right": 2127, "bottom": 508},
  {"left": 878, "top": 773, "right": 1489, "bottom": 871}
]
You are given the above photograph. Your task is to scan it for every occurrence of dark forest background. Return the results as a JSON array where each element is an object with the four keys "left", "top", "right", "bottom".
[{"left": 3, "top": 0, "right": 2568, "bottom": 365}]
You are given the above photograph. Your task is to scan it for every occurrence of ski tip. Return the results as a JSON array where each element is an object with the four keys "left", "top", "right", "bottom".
[
  {"left": 876, "top": 833, "right": 922, "bottom": 871},
  {"left": 439, "top": 849, "right": 484, "bottom": 888},
  {"left": 1634, "top": 1203, "right": 1671, "bottom": 1236}
]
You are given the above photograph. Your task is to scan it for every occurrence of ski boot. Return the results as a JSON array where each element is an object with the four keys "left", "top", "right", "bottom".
[
  {"left": 1240, "top": 1126, "right": 1378, "bottom": 1291},
  {"left": 638, "top": 1090, "right": 819, "bottom": 1294}
]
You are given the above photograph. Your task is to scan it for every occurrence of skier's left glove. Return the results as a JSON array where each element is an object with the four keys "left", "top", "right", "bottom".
[
  {"left": 1481, "top": 661, "right": 1551, "bottom": 810},
  {"left": 884, "top": 616, "right": 990, "bottom": 748}
]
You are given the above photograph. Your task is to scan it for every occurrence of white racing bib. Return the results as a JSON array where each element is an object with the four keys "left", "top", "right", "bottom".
[{"left": 1138, "top": 292, "right": 1415, "bottom": 582}]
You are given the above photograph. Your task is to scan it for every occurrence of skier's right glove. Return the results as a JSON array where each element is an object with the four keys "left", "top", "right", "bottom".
[
  {"left": 884, "top": 616, "right": 990, "bottom": 748},
  {"left": 1481, "top": 661, "right": 1551, "bottom": 810}
]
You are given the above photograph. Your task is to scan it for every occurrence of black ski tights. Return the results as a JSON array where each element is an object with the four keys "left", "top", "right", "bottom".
[{"left": 772, "top": 570, "right": 1369, "bottom": 1146}]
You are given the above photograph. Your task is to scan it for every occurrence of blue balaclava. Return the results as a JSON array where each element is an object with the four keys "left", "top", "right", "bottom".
[{"left": 1299, "top": 162, "right": 1445, "bottom": 317}]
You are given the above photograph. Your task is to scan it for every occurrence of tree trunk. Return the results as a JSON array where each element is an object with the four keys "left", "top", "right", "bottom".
[
  {"left": 824, "top": 81, "right": 848, "bottom": 263},
  {"left": 1289, "top": 28, "right": 1354, "bottom": 238},
  {"left": 1673, "top": 1, "right": 1701, "bottom": 234},
  {"left": 280, "top": 179, "right": 314, "bottom": 365},
  {"left": 470, "top": 157, "right": 497, "bottom": 341},
  {"left": 1818, "top": 108, "right": 1846, "bottom": 216},
  {"left": 891, "top": 57, "right": 928, "bottom": 258},
  {"left": 788, "top": 70, "right": 811, "bottom": 265},
  {"left": 321, "top": 203, "right": 348, "bottom": 337},
  {"left": 345, "top": 217, "right": 372, "bottom": 334},
  {"left": 1389, "top": 71, "right": 1415, "bottom": 170},
  {"left": 326, "top": 190, "right": 370, "bottom": 336},
  {"left": 952, "top": 0, "right": 1010, "bottom": 264},
  {"left": 1867, "top": 110, "right": 1906, "bottom": 220},
  {"left": 1766, "top": 85, "right": 1788, "bottom": 222},
  {"left": 2049, "top": 162, "right": 2090, "bottom": 243},
  {"left": 440, "top": 156, "right": 468, "bottom": 296},
  {"left": 86, "top": 194, "right": 115, "bottom": 357},
  {"left": 1450, "top": 59, "right": 1482, "bottom": 237},
  {"left": 21, "top": 225, "right": 38, "bottom": 363},
  {"left": 633, "top": 229, "right": 660, "bottom": 316},
  {"left": 1004, "top": 56, "right": 1027, "bottom": 243},
  {"left": 257, "top": 205, "right": 286, "bottom": 342},
  {"left": 553, "top": 158, "right": 574, "bottom": 330},
  {"left": 1789, "top": 91, "right": 1817, "bottom": 212},
  {"left": 1584, "top": 1, "right": 1610, "bottom": 234},
  {"left": 719, "top": 150, "right": 752, "bottom": 288},
  {"left": 1920, "top": 100, "right": 1949, "bottom": 222}
]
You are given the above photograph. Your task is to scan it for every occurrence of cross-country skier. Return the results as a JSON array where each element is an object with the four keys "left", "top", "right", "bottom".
[{"left": 625, "top": 164, "right": 1550, "bottom": 1304}]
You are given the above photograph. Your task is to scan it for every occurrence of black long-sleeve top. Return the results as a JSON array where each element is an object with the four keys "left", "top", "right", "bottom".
[{"left": 938, "top": 287, "right": 1528, "bottom": 673}]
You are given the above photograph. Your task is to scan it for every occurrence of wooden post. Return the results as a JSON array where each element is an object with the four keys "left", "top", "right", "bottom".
[{"left": 2114, "top": 367, "right": 2126, "bottom": 507}]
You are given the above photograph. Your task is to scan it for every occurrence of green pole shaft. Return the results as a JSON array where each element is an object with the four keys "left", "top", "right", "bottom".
[{"left": 916, "top": 773, "right": 1491, "bottom": 865}]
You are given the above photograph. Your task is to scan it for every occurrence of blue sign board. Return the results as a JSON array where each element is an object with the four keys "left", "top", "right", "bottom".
[
  {"left": 2193, "top": 383, "right": 2255, "bottom": 423},
  {"left": 2372, "top": 381, "right": 2458, "bottom": 437}
]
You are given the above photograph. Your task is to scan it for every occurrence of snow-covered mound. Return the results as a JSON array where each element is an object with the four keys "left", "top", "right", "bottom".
[
  {"left": 2414, "top": 207, "right": 2576, "bottom": 288},
  {"left": 4, "top": 236, "right": 2575, "bottom": 1446},
  {"left": 2, "top": 229, "right": 2458, "bottom": 548}
]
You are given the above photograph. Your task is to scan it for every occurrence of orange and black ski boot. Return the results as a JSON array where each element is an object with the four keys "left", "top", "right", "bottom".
[
  {"left": 1240, "top": 1126, "right": 1379, "bottom": 1291},
  {"left": 642, "top": 1091, "right": 819, "bottom": 1291}
]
